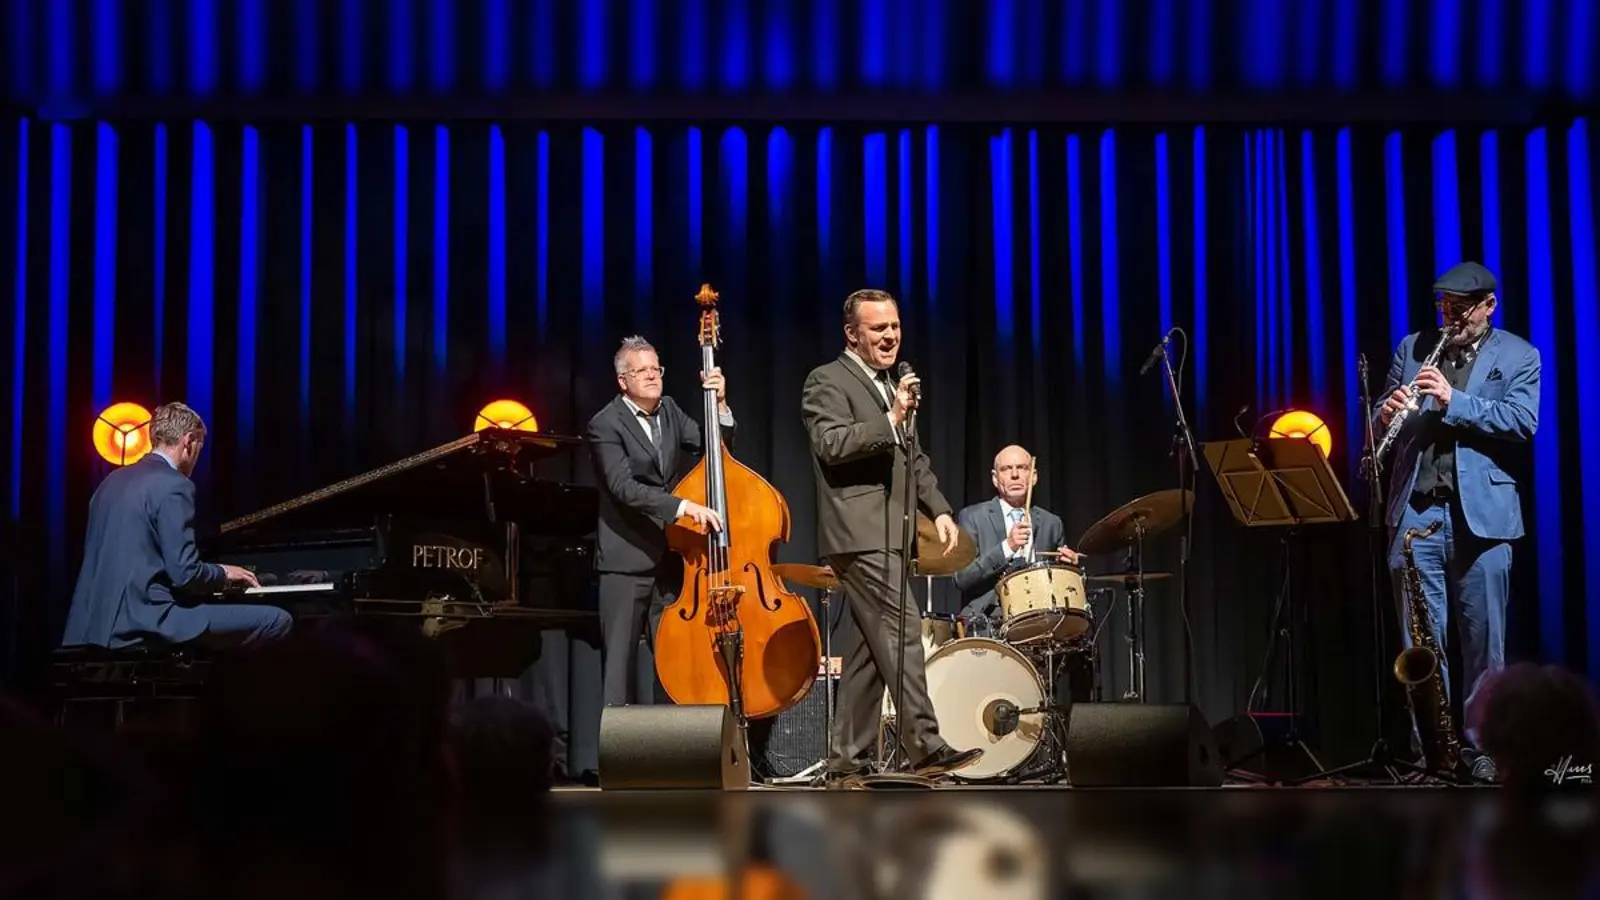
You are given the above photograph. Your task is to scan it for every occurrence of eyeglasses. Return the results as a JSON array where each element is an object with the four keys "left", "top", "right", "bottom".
[
  {"left": 1434, "top": 294, "right": 1485, "bottom": 313},
  {"left": 625, "top": 366, "right": 665, "bottom": 379}
]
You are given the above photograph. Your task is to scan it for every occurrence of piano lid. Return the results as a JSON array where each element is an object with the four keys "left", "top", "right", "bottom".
[{"left": 217, "top": 428, "right": 594, "bottom": 539}]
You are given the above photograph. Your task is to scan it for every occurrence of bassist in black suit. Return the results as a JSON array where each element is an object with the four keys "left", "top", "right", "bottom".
[{"left": 587, "top": 335, "right": 733, "bottom": 707}]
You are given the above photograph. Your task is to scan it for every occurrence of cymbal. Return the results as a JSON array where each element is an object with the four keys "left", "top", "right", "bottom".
[
  {"left": 913, "top": 512, "right": 978, "bottom": 576},
  {"left": 772, "top": 563, "right": 839, "bottom": 591},
  {"left": 1086, "top": 572, "right": 1173, "bottom": 584},
  {"left": 1076, "top": 489, "right": 1194, "bottom": 556}
]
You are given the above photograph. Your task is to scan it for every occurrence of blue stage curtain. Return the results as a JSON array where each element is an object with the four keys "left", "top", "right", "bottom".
[{"left": 2, "top": 117, "right": 1597, "bottom": 765}]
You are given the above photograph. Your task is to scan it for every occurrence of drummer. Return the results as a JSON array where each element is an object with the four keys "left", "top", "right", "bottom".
[{"left": 951, "top": 444, "right": 1081, "bottom": 631}]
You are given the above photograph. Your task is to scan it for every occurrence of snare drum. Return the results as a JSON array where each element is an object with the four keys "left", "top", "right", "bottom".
[{"left": 996, "top": 561, "right": 1090, "bottom": 646}]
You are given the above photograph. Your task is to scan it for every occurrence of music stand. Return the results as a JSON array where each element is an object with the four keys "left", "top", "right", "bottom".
[{"left": 1202, "top": 436, "right": 1357, "bottom": 781}]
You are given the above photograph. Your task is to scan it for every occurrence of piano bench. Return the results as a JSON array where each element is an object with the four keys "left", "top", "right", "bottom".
[
  {"left": 51, "top": 644, "right": 212, "bottom": 706},
  {"left": 51, "top": 645, "right": 213, "bottom": 738}
]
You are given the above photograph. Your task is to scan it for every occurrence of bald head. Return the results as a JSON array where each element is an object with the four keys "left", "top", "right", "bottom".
[{"left": 991, "top": 445, "right": 1036, "bottom": 505}]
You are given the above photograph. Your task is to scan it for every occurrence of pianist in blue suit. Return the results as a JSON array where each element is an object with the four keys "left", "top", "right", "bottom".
[
  {"left": 1376, "top": 262, "right": 1539, "bottom": 783},
  {"left": 61, "top": 402, "right": 292, "bottom": 651}
]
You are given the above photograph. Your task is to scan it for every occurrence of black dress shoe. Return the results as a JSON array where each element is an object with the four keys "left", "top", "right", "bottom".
[
  {"left": 913, "top": 745, "right": 983, "bottom": 777},
  {"left": 1469, "top": 755, "right": 1498, "bottom": 784}
]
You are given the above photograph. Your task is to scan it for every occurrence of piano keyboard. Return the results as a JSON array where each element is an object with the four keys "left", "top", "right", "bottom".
[{"left": 243, "top": 583, "right": 336, "bottom": 595}]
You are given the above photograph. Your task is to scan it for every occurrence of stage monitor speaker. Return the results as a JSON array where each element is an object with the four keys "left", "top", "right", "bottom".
[
  {"left": 1064, "top": 703, "right": 1223, "bottom": 787},
  {"left": 598, "top": 704, "right": 749, "bottom": 790}
]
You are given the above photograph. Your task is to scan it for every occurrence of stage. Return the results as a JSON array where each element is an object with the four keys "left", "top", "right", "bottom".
[{"left": 513, "top": 782, "right": 1574, "bottom": 900}]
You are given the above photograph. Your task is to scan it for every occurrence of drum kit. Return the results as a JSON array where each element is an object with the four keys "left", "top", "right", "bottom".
[{"left": 773, "top": 487, "right": 1193, "bottom": 785}]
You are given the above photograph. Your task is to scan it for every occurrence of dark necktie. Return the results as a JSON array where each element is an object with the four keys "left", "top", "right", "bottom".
[{"left": 638, "top": 409, "right": 665, "bottom": 468}]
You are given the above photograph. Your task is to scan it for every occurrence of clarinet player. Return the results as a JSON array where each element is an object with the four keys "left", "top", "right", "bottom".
[{"left": 1375, "top": 262, "right": 1540, "bottom": 784}]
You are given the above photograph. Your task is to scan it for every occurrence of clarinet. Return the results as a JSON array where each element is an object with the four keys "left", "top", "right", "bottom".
[{"left": 1372, "top": 325, "right": 1457, "bottom": 476}]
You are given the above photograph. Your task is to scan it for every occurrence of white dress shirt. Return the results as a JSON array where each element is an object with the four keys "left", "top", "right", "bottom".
[
  {"left": 843, "top": 350, "right": 902, "bottom": 445},
  {"left": 621, "top": 395, "right": 734, "bottom": 520},
  {"left": 999, "top": 497, "right": 1034, "bottom": 563}
]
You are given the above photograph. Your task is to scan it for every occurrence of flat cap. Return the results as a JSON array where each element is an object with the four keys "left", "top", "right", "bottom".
[{"left": 1433, "top": 261, "right": 1497, "bottom": 295}]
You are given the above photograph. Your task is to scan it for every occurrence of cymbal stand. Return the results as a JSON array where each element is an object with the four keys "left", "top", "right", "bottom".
[{"left": 1122, "top": 517, "right": 1149, "bottom": 703}]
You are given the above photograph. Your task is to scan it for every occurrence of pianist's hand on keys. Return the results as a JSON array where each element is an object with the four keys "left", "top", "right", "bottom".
[{"left": 221, "top": 564, "right": 260, "bottom": 588}]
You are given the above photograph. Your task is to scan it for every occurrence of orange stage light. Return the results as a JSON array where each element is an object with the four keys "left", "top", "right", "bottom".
[
  {"left": 93, "top": 402, "right": 153, "bottom": 466},
  {"left": 1269, "top": 410, "right": 1332, "bottom": 458},
  {"left": 474, "top": 399, "right": 538, "bottom": 432}
]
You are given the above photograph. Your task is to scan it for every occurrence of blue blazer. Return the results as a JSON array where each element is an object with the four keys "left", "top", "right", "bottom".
[
  {"left": 61, "top": 453, "right": 229, "bottom": 648},
  {"left": 1377, "top": 327, "right": 1540, "bottom": 541}
]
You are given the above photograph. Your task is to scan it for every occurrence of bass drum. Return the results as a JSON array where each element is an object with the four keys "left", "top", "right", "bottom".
[
  {"left": 882, "top": 613, "right": 960, "bottom": 717},
  {"left": 923, "top": 638, "right": 1047, "bottom": 780}
]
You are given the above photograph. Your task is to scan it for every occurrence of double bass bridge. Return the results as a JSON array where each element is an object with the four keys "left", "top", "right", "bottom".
[{"left": 707, "top": 584, "right": 747, "bottom": 630}]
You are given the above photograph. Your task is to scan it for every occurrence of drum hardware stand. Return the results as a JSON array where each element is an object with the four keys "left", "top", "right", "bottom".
[
  {"left": 1119, "top": 520, "right": 1150, "bottom": 703},
  {"left": 1201, "top": 434, "right": 1358, "bottom": 783},
  {"left": 1086, "top": 588, "right": 1116, "bottom": 703}
]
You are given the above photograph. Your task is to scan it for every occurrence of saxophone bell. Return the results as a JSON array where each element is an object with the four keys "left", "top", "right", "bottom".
[
  {"left": 1394, "top": 645, "right": 1439, "bottom": 686},
  {"left": 1393, "top": 518, "right": 1463, "bottom": 775}
]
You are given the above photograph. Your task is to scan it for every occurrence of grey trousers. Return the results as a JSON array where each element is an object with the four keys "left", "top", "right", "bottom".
[{"left": 827, "top": 549, "right": 947, "bottom": 770}]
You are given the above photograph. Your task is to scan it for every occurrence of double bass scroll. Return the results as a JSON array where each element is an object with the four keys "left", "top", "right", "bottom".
[{"left": 655, "top": 284, "right": 824, "bottom": 722}]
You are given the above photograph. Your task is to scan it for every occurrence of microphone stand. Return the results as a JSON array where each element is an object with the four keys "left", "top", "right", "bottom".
[
  {"left": 1157, "top": 332, "right": 1199, "bottom": 705},
  {"left": 1287, "top": 353, "right": 1427, "bottom": 785},
  {"left": 894, "top": 404, "right": 917, "bottom": 770},
  {"left": 861, "top": 374, "right": 933, "bottom": 789}
]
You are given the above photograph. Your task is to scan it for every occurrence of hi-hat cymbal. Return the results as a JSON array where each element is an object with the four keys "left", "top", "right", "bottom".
[
  {"left": 1086, "top": 572, "right": 1173, "bottom": 584},
  {"left": 913, "top": 512, "right": 978, "bottom": 576},
  {"left": 1076, "top": 489, "right": 1194, "bottom": 556},
  {"left": 772, "top": 563, "right": 840, "bottom": 591}
]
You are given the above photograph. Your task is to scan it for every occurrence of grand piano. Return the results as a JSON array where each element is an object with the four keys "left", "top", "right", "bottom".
[{"left": 204, "top": 428, "right": 599, "bottom": 678}]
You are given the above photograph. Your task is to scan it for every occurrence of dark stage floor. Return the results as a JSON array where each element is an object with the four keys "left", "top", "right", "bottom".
[{"left": 496, "top": 784, "right": 1598, "bottom": 900}]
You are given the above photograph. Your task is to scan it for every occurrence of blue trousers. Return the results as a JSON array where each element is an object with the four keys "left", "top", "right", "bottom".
[
  {"left": 195, "top": 603, "right": 294, "bottom": 650},
  {"left": 1387, "top": 495, "right": 1511, "bottom": 751}
]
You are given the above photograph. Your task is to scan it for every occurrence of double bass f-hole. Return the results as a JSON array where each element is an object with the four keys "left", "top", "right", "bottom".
[
  {"left": 676, "top": 569, "right": 704, "bottom": 621},
  {"left": 655, "top": 284, "right": 824, "bottom": 723},
  {"left": 744, "top": 561, "right": 782, "bottom": 612}
]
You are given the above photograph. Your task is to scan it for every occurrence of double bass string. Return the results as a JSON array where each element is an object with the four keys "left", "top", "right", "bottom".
[{"left": 702, "top": 352, "right": 733, "bottom": 630}]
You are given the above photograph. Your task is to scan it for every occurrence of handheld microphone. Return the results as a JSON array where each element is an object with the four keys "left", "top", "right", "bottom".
[
  {"left": 1138, "top": 334, "right": 1168, "bottom": 376},
  {"left": 894, "top": 361, "right": 921, "bottom": 402}
]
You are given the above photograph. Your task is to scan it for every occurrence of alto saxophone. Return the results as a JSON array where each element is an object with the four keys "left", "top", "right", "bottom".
[
  {"left": 1373, "top": 324, "right": 1457, "bottom": 476},
  {"left": 1393, "top": 519, "right": 1464, "bottom": 774}
]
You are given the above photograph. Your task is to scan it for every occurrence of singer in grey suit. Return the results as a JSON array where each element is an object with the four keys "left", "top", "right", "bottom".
[
  {"left": 800, "top": 289, "right": 983, "bottom": 780},
  {"left": 61, "top": 402, "right": 291, "bottom": 650},
  {"left": 587, "top": 335, "right": 733, "bottom": 707}
]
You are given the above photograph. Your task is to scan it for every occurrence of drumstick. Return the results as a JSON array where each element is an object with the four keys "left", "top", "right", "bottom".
[
  {"left": 1022, "top": 454, "right": 1036, "bottom": 522},
  {"left": 1021, "top": 454, "right": 1037, "bottom": 563}
]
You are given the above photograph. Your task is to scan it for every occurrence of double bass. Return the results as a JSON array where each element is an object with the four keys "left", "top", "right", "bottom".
[{"left": 655, "top": 285, "right": 824, "bottom": 725}]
